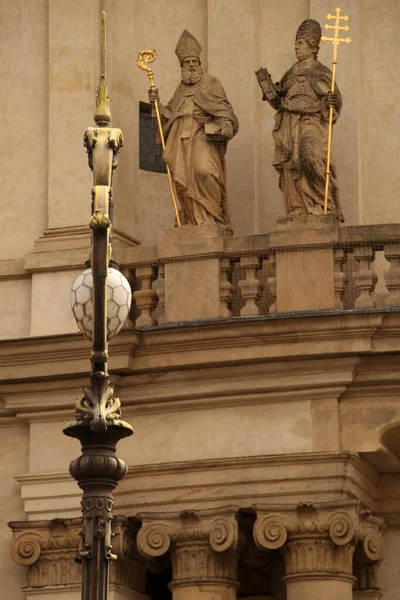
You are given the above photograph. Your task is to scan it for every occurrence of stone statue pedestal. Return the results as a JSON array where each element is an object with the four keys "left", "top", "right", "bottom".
[
  {"left": 160, "top": 225, "right": 227, "bottom": 323},
  {"left": 269, "top": 215, "right": 340, "bottom": 312},
  {"left": 164, "top": 223, "right": 230, "bottom": 241}
]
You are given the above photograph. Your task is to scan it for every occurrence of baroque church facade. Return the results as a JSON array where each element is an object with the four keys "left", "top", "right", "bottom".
[{"left": 1, "top": 1, "right": 400, "bottom": 599}]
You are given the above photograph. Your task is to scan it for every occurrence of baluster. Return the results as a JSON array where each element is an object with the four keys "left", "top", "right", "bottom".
[
  {"left": 384, "top": 244, "right": 400, "bottom": 306},
  {"left": 334, "top": 249, "right": 347, "bottom": 309},
  {"left": 239, "top": 255, "right": 261, "bottom": 316},
  {"left": 120, "top": 267, "right": 135, "bottom": 330},
  {"left": 266, "top": 253, "right": 276, "bottom": 314},
  {"left": 220, "top": 258, "right": 233, "bottom": 318},
  {"left": 133, "top": 266, "right": 157, "bottom": 326},
  {"left": 153, "top": 263, "right": 165, "bottom": 324},
  {"left": 353, "top": 247, "right": 377, "bottom": 308}
]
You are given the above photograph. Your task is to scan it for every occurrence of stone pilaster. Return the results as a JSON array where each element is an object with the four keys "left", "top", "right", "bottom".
[
  {"left": 253, "top": 502, "right": 384, "bottom": 600},
  {"left": 9, "top": 517, "right": 148, "bottom": 598},
  {"left": 137, "top": 506, "right": 239, "bottom": 600}
]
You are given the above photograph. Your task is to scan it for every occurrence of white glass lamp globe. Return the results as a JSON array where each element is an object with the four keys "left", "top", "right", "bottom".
[{"left": 70, "top": 267, "right": 132, "bottom": 341}]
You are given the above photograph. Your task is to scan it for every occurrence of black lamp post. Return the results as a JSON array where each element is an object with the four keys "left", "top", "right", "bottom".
[{"left": 64, "top": 12, "right": 133, "bottom": 599}]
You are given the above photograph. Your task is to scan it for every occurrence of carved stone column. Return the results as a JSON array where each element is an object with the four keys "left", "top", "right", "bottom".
[
  {"left": 137, "top": 507, "right": 239, "bottom": 600},
  {"left": 9, "top": 517, "right": 148, "bottom": 599},
  {"left": 253, "top": 502, "right": 384, "bottom": 600}
]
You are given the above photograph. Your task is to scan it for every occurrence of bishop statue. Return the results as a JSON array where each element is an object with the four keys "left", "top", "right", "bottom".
[
  {"left": 149, "top": 30, "right": 238, "bottom": 230},
  {"left": 256, "top": 19, "right": 344, "bottom": 222}
]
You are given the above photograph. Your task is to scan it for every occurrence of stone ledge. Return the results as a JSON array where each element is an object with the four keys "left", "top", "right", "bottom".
[
  {"left": 23, "top": 226, "right": 139, "bottom": 274},
  {"left": 14, "top": 452, "right": 378, "bottom": 520},
  {"left": 0, "top": 311, "right": 395, "bottom": 386},
  {"left": 0, "top": 258, "right": 29, "bottom": 280},
  {"left": 24, "top": 248, "right": 90, "bottom": 273}
]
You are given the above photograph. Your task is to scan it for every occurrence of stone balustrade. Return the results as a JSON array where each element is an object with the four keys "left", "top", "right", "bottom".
[{"left": 115, "top": 219, "right": 400, "bottom": 328}]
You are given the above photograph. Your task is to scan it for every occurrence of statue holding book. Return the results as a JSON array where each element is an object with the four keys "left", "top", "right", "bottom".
[
  {"left": 256, "top": 19, "right": 344, "bottom": 222},
  {"left": 148, "top": 30, "right": 238, "bottom": 230}
]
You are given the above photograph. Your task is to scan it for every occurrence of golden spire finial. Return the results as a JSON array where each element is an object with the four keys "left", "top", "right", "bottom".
[{"left": 94, "top": 11, "right": 111, "bottom": 127}]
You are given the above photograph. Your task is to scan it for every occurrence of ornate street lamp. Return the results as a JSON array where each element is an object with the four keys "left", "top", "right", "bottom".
[{"left": 64, "top": 12, "right": 133, "bottom": 599}]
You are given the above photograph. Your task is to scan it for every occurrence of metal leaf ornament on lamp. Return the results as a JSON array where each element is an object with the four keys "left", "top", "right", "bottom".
[{"left": 70, "top": 267, "right": 132, "bottom": 340}]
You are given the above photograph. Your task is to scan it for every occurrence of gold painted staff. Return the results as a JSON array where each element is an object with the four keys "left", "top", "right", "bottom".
[
  {"left": 137, "top": 49, "right": 181, "bottom": 227},
  {"left": 321, "top": 7, "right": 351, "bottom": 214}
]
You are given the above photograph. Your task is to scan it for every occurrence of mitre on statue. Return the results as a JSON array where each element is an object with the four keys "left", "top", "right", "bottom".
[
  {"left": 295, "top": 18, "right": 322, "bottom": 46},
  {"left": 175, "top": 29, "right": 202, "bottom": 64}
]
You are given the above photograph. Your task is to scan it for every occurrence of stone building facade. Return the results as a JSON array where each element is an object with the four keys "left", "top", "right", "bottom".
[{"left": 1, "top": 1, "right": 400, "bottom": 599}]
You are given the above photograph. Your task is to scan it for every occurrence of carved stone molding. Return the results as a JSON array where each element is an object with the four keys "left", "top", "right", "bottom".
[
  {"left": 170, "top": 540, "right": 237, "bottom": 589},
  {"left": 137, "top": 506, "right": 239, "bottom": 558},
  {"left": 253, "top": 502, "right": 385, "bottom": 585},
  {"left": 9, "top": 518, "right": 82, "bottom": 588},
  {"left": 9, "top": 516, "right": 146, "bottom": 593},
  {"left": 353, "top": 516, "right": 385, "bottom": 600},
  {"left": 355, "top": 518, "right": 385, "bottom": 564},
  {"left": 137, "top": 506, "right": 239, "bottom": 590}
]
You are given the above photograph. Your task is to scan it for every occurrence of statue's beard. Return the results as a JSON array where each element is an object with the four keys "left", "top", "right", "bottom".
[{"left": 181, "top": 65, "right": 203, "bottom": 85}]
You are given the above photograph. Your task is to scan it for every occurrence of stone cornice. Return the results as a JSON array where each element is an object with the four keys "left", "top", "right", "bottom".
[
  {"left": 1, "top": 358, "right": 356, "bottom": 417},
  {"left": 15, "top": 451, "right": 378, "bottom": 484},
  {"left": 0, "top": 331, "right": 141, "bottom": 392},
  {"left": 0, "top": 258, "right": 29, "bottom": 280},
  {"left": 0, "top": 313, "right": 399, "bottom": 389},
  {"left": 15, "top": 452, "right": 380, "bottom": 520}
]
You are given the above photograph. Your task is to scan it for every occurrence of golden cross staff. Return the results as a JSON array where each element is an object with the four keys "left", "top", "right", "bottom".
[
  {"left": 137, "top": 50, "right": 181, "bottom": 227},
  {"left": 321, "top": 7, "right": 351, "bottom": 214}
]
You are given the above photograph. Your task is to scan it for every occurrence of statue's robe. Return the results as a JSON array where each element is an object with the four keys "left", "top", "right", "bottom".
[
  {"left": 272, "top": 59, "right": 343, "bottom": 220},
  {"left": 160, "top": 74, "right": 238, "bottom": 228}
]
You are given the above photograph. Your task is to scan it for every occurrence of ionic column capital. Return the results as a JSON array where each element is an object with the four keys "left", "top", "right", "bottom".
[
  {"left": 253, "top": 501, "right": 361, "bottom": 550},
  {"left": 136, "top": 505, "right": 239, "bottom": 558},
  {"left": 9, "top": 518, "right": 82, "bottom": 588},
  {"left": 137, "top": 507, "right": 239, "bottom": 594},
  {"left": 9, "top": 516, "right": 147, "bottom": 594},
  {"left": 253, "top": 502, "right": 384, "bottom": 583}
]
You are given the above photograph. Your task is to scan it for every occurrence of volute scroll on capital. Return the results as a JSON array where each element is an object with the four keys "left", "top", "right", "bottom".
[
  {"left": 136, "top": 507, "right": 239, "bottom": 559},
  {"left": 253, "top": 502, "right": 367, "bottom": 551},
  {"left": 328, "top": 509, "right": 358, "bottom": 546},
  {"left": 356, "top": 517, "right": 385, "bottom": 564},
  {"left": 110, "top": 517, "right": 142, "bottom": 564},
  {"left": 9, "top": 529, "right": 48, "bottom": 566},
  {"left": 252, "top": 512, "right": 289, "bottom": 550},
  {"left": 136, "top": 521, "right": 175, "bottom": 558}
]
